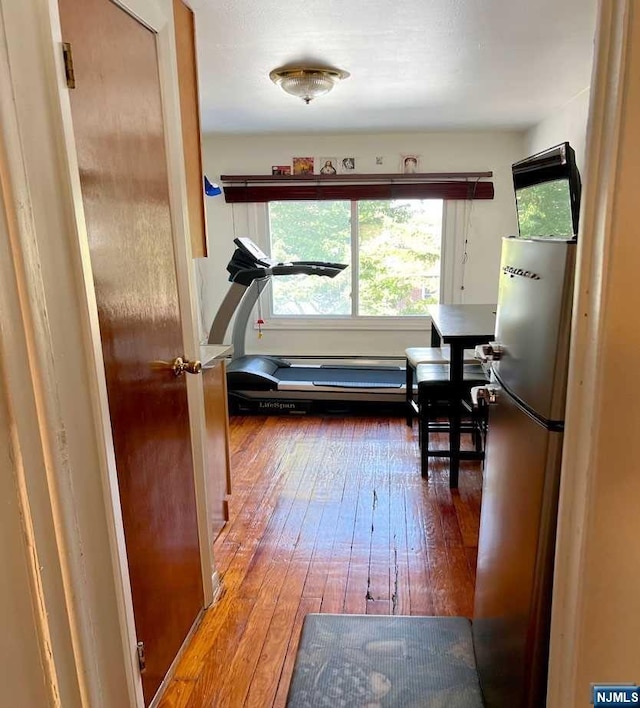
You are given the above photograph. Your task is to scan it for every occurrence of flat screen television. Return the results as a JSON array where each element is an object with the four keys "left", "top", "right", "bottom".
[{"left": 512, "top": 142, "right": 581, "bottom": 240}]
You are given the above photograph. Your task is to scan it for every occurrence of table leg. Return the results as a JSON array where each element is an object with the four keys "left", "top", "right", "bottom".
[
  {"left": 430, "top": 322, "right": 441, "bottom": 347},
  {"left": 449, "top": 344, "right": 464, "bottom": 388},
  {"left": 449, "top": 345, "right": 464, "bottom": 489},
  {"left": 450, "top": 403, "right": 461, "bottom": 489}
]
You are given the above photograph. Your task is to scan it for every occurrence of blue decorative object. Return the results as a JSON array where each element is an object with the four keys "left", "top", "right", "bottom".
[{"left": 204, "top": 175, "right": 222, "bottom": 197}]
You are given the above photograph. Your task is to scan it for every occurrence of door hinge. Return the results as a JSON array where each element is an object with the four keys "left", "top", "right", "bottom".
[
  {"left": 136, "top": 641, "right": 146, "bottom": 673},
  {"left": 62, "top": 42, "right": 76, "bottom": 89}
]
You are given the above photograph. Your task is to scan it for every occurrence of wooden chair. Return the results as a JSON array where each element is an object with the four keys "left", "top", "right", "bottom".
[
  {"left": 416, "top": 362, "right": 488, "bottom": 485},
  {"left": 405, "top": 346, "right": 476, "bottom": 426}
]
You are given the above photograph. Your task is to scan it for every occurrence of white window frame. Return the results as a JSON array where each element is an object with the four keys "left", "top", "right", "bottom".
[{"left": 247, "top": 200, "right": 459, "bottom": 331}]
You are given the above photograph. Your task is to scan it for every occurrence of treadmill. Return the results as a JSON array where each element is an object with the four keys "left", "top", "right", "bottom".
[{"left": 208, "top": 237, "right": 406, "bottom": 414}]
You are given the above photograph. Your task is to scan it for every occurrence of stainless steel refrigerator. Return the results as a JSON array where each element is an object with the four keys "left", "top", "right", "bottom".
[{"left": 472, "top": 236, "right": 577, "bottom": 707}]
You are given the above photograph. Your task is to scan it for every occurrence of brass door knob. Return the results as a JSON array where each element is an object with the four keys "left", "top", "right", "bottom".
[{"left": 172, "top": 356, "right": 202, "bottom": 377}]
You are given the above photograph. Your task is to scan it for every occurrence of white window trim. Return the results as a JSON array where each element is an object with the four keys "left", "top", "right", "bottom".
[
  {"left": 246, "top": 200, "right": 459, "bottom": 330},
  {"left": 253, "top": 313, "right": 434, "bottom": 331},
  {"left": 350, "top": 200, "right": 360, "bottom": 315}
]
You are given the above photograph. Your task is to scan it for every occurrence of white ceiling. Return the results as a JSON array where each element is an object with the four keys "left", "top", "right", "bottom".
[{"left": 190, "top": 0, "right": 597, "bottom": 135}]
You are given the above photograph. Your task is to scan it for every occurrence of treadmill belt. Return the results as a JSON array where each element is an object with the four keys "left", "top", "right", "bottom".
[
  {"left": 314, "top": 380, "right": 402, "bottom": 388},
  {"left": 276, "top": 366, "right": 405, "bottom": 387}
]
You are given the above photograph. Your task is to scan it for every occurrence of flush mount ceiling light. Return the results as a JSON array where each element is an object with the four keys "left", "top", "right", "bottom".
[{"left": 269, "top": 66, "right": 350, "bottom": 104}]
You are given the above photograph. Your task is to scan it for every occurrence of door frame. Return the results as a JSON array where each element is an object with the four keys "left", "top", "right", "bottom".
[
  {"left": 1, "top": 0, "right": 633, "bottom": 706},
  {"left": 0, "top": 0, "right": 216, "bottom": 705},
  {"left": 547, "top": 0, "right": 636, "bottom": 704}
]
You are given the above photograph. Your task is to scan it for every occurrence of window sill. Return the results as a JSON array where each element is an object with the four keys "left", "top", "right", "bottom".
[{"left": 255, "top": 316, "right": 432, "bottom": 331}]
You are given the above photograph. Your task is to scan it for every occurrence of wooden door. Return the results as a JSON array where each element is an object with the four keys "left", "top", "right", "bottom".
[{"left": 58, "top": 0, "right": 204, "bottom": 702}]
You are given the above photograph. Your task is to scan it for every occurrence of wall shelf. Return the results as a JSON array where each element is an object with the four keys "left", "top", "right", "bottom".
[{"left": 220, "top": 171, "right": 493, "bottom": 183}]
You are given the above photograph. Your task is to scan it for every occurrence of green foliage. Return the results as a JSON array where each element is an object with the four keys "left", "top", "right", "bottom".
[
  {"left": 268, "top": 199, "right": 442, "bottom": 317},
  {"left": 358, "top": 200, "right": 441, "bottom": 316},
  {"left": 269, "top": 201, "right": 351, "bottom": 314},
  {"left": 516, "top": 179, "right": 574, "bottom": 238}
]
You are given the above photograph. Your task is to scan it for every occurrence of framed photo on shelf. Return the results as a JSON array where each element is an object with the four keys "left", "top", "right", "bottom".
[
  {"left": 317, "top": 157, "right": 338, "bottom": 175},
  {"left": 401, "top": 154, "right": 420, "bottom": 174},
  {"left": 339, "top": 156, "right": 356, "bottom": 173},
  {"left": 292, "top": 157, "right": 314, "bottom": 175},
  {"left": 272, "top": 165, "right": 291, "bottom": 176}
]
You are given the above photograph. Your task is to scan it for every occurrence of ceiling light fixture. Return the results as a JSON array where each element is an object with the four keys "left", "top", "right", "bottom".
[{"left": 269, "top": 66, "right": 350, "bottom": 104}]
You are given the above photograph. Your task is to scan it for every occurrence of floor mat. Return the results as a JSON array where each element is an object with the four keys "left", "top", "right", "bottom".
[{"left": 286, "top": 614, "right": 484, "bottom": 707}]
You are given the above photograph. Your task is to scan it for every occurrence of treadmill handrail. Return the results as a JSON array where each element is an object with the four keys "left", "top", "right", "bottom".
[
  {"left": 231, "top": 262, "right": 346, "bottom": 286},
  {"left": 232, "top": 267, "right": 270, "bottom": 286},
  {"left": 271, "top": 263, "right": 346, "bottom": 278},
  {"left": 291, "top": 260, "right": 349, "bottom": 269},
  {"left": 208, "top": 237, "right": 348, "bottom": 353},
  {"left": 230, "top": 236, "right": 347, "bottom": 272}
]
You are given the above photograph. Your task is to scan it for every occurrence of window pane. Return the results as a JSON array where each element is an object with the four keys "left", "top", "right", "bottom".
[
  {"left": 269, "top": 201, "right": 351, "bottom": 315},
  {"left": 358, "top": 199, "right": 443, "bottom": 316}
]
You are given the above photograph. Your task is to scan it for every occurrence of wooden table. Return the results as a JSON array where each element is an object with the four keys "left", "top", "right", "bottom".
[{"left": 428, "top": 304, "right": 497, "bottom": 487}]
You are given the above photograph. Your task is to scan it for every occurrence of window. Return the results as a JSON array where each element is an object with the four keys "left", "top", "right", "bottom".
[{"left": 268, "top": 199, "right": 443, "bottom": 318}]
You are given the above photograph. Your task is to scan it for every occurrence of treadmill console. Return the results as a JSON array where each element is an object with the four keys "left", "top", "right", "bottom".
[{"left": 234, "top": 237, "right": 273, "bottom": 267}]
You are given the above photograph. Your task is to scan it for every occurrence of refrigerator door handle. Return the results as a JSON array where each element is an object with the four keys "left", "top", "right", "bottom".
[
  {"left": 474, "top": 342, "right": 504, "bottom": 362},
  {"left": 471, "top": 384, "right": 500, "bottom": 407}
]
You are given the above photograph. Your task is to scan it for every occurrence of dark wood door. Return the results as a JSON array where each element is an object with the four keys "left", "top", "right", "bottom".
[{"left": 58, "top": 0, "right": 204, "bottom": 702}]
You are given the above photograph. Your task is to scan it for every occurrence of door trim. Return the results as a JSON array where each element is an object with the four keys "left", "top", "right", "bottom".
[
  {"left": 0, "top": 0, "right": 215, "bottom": 705},
  {"left": 548, "top": 1, "right": 630, "bottom": 705},
  {"left": 149, "top": 0, "right": 218, "bottom": 608},
  {"left": 0, "top": 10, "right": 85, "bottom": 706}
]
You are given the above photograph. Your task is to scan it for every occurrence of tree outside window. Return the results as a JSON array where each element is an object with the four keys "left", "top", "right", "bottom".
[
  {"left": 515, "top": 179, "right": 574, "bottom": 238},
  {"left": 268, "top": 199, "right": 443, "bottom": 317}
]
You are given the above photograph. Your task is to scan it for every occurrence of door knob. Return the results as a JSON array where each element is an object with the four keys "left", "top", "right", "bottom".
[{"left": 171, "top": 356, "right": 202, "bottom": 377}]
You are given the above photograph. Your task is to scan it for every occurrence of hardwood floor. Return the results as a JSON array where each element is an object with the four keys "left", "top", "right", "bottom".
[{"left": 159, "top": 414, "right": 482, "bottom": 708}]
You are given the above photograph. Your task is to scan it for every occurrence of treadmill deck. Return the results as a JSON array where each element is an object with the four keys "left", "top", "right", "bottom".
[{"left": 226, "top": 356, "right": 408, "bottom": 413}]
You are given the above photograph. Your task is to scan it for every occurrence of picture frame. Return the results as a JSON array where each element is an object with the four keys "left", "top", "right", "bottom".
[
  {"left": 272, "top": 165, "right": 291, "bottom": 176},
  {"left": 317, "top": 157, "right": 338, "bottom": 175},
  {"left": 292, "top": 157, "right": 314, "bottom": 175},
  {"left": 339, "top": 156, "right": 356, "bottom": 173},
  {"left": 401, "top": 154, "right": 420, "bottom": 174}
]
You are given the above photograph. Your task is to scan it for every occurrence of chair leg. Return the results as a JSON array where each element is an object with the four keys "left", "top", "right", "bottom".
[
  {"left": 473, "top": 419, "right": 482, "bottom": 452},
  {"left": 420, "top": 414, "right": 429, "bottom": 478},
  {"left": 480, "top": 408, "right": 488, "bottom": 460},
  {"left": 419, "top": 398, "right": 429, "bottom": 478},
  {"left": 405, "top": 360, "right": 414, "bottom": 427}
]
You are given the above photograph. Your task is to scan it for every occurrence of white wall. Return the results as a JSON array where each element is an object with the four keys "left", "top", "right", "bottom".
[
  {"left": 523, "top": 89, "right": 591, "bottom": 173},
  {"left": 197, "top": 131, "right": 523, "bottom": 357}
]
